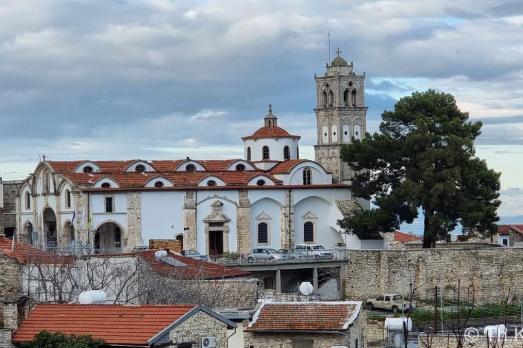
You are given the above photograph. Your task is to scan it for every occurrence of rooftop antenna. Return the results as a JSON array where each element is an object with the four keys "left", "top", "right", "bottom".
[{"left": 328, "top": 32, "right": 331, "bottom": 62}]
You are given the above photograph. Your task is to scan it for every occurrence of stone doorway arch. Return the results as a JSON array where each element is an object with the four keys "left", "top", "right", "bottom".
[
  {"left": 43, "top": 208, "right": 57, "bottom": 251},
  {"left": 94, "top": 222, "right": 123, "bottom": 253},
  {"left": 203, "top": 201, "right": 230, "bottom": 256}
]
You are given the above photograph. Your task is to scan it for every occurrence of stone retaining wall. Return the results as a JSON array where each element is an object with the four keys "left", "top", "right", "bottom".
[{"left": 346, "top": 249, "right": 523, "bottom": 304}]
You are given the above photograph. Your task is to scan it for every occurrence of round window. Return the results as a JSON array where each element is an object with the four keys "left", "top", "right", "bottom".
[
  {"left": 83, "top": 166, "right": 93, "bottom": 173},
  {"left": 207, "top": 180, "right": 217, "bottom": 187},
  {"left": 236, "top": 164, "right": 245, "bottom": 171},
  {"left": 186, "top": 164, "right": 196, "bottom": 172},
  {"left": 256, "top": 179, "right": 265, "bottom": 186},
  {"left": 135, "top": 164, "right": 146, "bottom": 173},
  {"left": 154, "top": 181, "right": 164, "bottom": 188},
  {"left": 101, "top": 182, "right": 111, "bottom": 188}
]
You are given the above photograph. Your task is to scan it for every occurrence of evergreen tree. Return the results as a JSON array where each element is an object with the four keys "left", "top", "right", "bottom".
[{"left": 341, "top": 90, "right": 501, "bottom": 248}]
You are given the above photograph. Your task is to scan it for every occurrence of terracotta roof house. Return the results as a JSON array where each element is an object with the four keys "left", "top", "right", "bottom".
[
  {"left": 12, "top": 304, "right": 235, "bottom": 347},
  {"left": 497, "top": 224, "right": 523, "bottom": 247},
  {"left": 244, "top": 300, "right": 363, "bottom": 348}
]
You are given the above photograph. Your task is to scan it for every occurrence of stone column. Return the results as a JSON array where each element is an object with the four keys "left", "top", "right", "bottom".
[
  {"left": 280, "top": 190, "right": 294, "bottom": 250},
  {"left": 236, "top": 190, "right": 251, "bottom": 254},
  {"left": 126, "top": 192, "right": 142, "bottom": 249},
  {"left": 183, "top": 191, "right": 197, "bottom": 251},
  {"left": 339, "top": 264, "right": 347, "bottom": 299},
  {"left": 275, "top": 269, "right": 282, "bottom": 293},
  {"left": 313, "top": 267, "right": 319, "bottom": 293}
]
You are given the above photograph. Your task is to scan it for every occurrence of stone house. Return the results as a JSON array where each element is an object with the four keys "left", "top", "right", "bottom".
[
  {"left": 0, "top": 178, "right": 23, "bottom": 239},
  {"left": 244, "top": 300, "right": 363, "bottom": 348},
  {"left": 497, "top": 224, "right": 523, "bottom": 247},
  {"left": 11, "top": 303, "right": 236, "bottom": 347}
]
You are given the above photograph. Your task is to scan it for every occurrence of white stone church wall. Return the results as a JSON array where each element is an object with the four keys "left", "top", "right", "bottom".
[
  {"left": 90, "top": 193, "right": 128, "bottom": 233},
  {"left": 141, "top": 191, "right": 185, "bottom": 243},
  {"left": 250, "top": 197, "right": 282, "bottom": 250},
  {"left": 196, "top": 191, "right": 238, "bottom": 254},
  {"left": 244, "top": 137, "right": 298, "bottom": 162}
]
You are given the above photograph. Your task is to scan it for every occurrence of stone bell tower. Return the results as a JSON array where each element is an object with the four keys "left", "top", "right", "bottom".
[{"left": 314, "top": 48, "right": 367, "bottom": 184}]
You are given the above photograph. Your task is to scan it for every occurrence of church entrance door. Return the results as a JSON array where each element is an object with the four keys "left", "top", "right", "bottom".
[{"left": 209, "top": 230, "right": 223, "bottom": 255}]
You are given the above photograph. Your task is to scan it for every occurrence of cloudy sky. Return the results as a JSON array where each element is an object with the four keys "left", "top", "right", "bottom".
[{"left": 0, "top": 0, "right": 522, "bottom": 220}]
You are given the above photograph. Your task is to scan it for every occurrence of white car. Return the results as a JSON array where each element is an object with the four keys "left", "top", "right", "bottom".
[{"left": 291, "top": 244, "right": 335, "bottom": 260}]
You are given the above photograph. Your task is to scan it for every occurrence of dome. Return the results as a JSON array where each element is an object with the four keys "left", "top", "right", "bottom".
[
  {"left": 330, "top": 55, "right": 349, "bottom": 67},
  {"left": 242, "top": 125, "right": 300, "bottom": 141}
]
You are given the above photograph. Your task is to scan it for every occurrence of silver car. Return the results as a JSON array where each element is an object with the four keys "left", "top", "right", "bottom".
[{"left": 247, "top": 248, "right": 288, "bottom": 263}]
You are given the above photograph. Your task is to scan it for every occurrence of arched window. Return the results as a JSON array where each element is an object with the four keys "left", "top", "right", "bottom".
[
  {"left": 256, "top": 179, "right": 266, "bottom": 186},
  {"left": 328, "top": 90, "right": 334, "bottom": 107},
  {"left": 154, "top": 181, "right": 164, "bottom": 188},
  {"left": 101, "top": 182, "right": 111, "bottom": 189},
  {"left": 186, "top": 163, "right": 196, "bottom": 172},
  {"left": 207, "top": 180, "right": 217, "bottom": 186},
  {"left": 262, "top": 146, "right": 270, "bottom": 160},
  {"left": 283, "top": 146, "right": 290, "bottom": 160},
  {"left": 351, "top": 89, "right": 357, "bottom": 106},
  {"left": 343, "top": 89, "right": 350, "bottom": 106},
  {"left": 25, "top": 191, "right": 31, "bottom": 210},
  {"left": 257, "top": 222, "right": 268, "bottom": 244},
  {"left": 322, "top": 91, "right": 328, "bottom": 107},
  {"left": 303, "top": 167, "right": 312, "bottom": 185},
  {"left": 65, "top": 189, "right": 72, "bottom": 209},
  {"left": 83, "top": 166, "right": 93, "bottom": 173},
  {"left": 247, "top": 147, "right": 251, "bottom": 161},
  {"left": 304, "top": 222, "right": 314, "bottom": 242}
]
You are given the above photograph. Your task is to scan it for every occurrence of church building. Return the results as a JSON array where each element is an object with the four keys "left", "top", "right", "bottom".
[{"left": 16, "top": 53, "right": 382, "bottom": 254}]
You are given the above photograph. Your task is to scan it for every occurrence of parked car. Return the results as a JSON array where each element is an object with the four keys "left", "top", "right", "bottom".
[
  {"left": 290, "top": 244, "right": 335, "bottom": 260},
  {"left": 181, "top": 250, "right": 208, "bottom": 261},
  {"left": 247, "top": 248, "right": 288, "bottom": 263},
  {"left": 366, "top": 294, "right": 416, "bottom": 313}
]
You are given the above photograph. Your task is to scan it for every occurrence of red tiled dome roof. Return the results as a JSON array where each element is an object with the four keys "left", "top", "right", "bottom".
[{"left": 242, "top": 125, "right": 300, "bottom": 141}]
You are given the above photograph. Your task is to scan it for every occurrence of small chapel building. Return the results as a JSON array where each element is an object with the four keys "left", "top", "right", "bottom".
[{"left": 15, "top": 53, "right": 382, "bottom": 254}]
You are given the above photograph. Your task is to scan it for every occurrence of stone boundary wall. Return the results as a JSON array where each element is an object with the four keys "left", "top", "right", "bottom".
[
  {"left": 346, "top": 249, "right": 523, "bottom": 304},
  {"left": 364, "top": 318, "right": 385, "bottom": 347}
]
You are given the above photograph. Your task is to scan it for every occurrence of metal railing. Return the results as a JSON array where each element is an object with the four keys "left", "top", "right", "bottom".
[{"left": 208, "top": 248, "right": 349, "bottom": 265}]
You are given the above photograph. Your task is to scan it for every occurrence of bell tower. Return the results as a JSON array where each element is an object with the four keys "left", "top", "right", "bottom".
[{"left": 314, "top": 49, "right": 367, "bottom": 184}]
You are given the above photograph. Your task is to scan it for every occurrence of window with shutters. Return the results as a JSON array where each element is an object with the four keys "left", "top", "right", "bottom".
[
  {"left": 283, "top": 146, "right": 290, "bottom": 160},
  {"left": 105, "top": 196, "right": 114, "bottom": 213},
  {"left": 258, "top": 222, "right": 268, "bottom": 244},
  {"left": 303, "top": 167, "right": 312, "bottom": 185},
  {"left": 304, "top": 221, "right": 314, "bottom": 242},
  {"left": 262, "top": 146, "right": 270, "bottom": 160}
]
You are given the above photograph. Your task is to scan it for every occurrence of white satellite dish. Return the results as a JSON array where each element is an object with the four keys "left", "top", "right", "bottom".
[{"left": 299, "top": 281, "right": 314, "bottom": 296}]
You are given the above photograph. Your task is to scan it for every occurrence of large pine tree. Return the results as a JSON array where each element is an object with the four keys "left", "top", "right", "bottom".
[{"left": 341, "top": 90, "right": 501, "bottom": 248}]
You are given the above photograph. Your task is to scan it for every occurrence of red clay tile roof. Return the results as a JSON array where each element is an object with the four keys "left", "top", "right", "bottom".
[
  {"left": 269, "top": 159, "right": 308, "bottom": 174},
  {"left": 138, "top": 250, "right": 249, "bottom": 279},
  {"left": 12, "top": 304, "right": 196, "bottom": 345},
  {"left": 0, "top": 237, "right": 72, "bottom": 265},
  {"left": 242, "top": 125, "right": 300, "bottom": 140},
  {"left": 46, "top": 159, "right": 286, "bottom": 189},
  {"left": 498, "top": 224, "right": 523, "bottom": 236},
  {"left": 247, "top": 301, "right": 361, "bottom": 332},
  {"left": 394, "top": 231, "right": 422, "bottom": 242}
]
